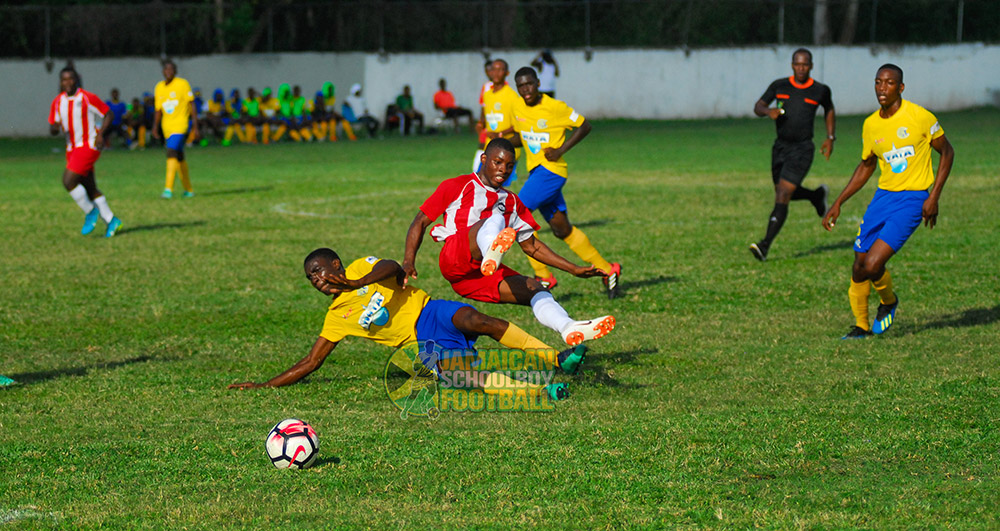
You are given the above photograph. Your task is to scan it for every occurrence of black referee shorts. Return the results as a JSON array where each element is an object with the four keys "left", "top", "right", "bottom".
[{"left": 771, "top": 139, "right": 815, "bottom": 186}]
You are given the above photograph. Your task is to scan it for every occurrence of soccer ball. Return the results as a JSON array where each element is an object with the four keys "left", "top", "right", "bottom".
[{"left": 265, "top": 418, "right": 319, "bottom": 469}]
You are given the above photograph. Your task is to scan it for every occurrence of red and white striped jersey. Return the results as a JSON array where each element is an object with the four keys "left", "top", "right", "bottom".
[
  {"left": 420, "top": 173, "right": 539, "bottom": 243},
  {"left": 478, "top": 81, "right": 493, "bottom": 107},
  {"left": 48, "top": 89, "right": 109, "bottom": 152}
]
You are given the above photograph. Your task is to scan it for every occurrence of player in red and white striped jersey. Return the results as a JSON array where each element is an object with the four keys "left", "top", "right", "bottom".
[
  {"left": 48, "top": 66, "right": 122, "bottom": 237},
  {"left": 403, "top": 138, "right": 615, "bottom": 347}
]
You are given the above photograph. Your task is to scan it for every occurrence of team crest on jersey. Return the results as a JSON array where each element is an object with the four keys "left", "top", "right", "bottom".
[
  {"left": 883, "top": 144, "right": 915, "bottom": 174},
  {"left": 521, "top": 129, "right": 550, "bottom": 154},
  {"left": 358, "top": 291, "right": 390, "bottom": 329},
  {"left": 536, "top": 118, "right": 547, "bottom": 129},
  {"left": 493, "top": 102, "right": 502, "bottom": 110},
  {"left": 897, "top": 127, "right": 909, "bottom": 139},
  {"left": 486, "top": 111, "right": 503, "bottom": 131},
  {"left": 162, "top": 99, "right": 179, "bottom": 114}
]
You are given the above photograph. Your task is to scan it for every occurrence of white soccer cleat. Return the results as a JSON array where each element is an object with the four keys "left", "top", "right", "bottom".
[
  {"left": 561, "top": 315, "right": 616, "bottom": 346},
  {"left": 480, "top": 227, "right": 517, "bottom": 276}
]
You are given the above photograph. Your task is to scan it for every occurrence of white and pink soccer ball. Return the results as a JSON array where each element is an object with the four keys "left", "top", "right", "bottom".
[{"left": 265, "top": 418, "right": 319, "bottom": 469}]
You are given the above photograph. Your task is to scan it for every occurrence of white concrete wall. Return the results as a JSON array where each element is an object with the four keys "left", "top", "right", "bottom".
[{"left": 2, "top": 44, "right": 997, "bottom": 137}]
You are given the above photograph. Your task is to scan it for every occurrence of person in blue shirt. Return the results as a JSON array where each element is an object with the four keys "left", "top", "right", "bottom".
[{"left": 103, "top": 88, "right": 131, "bottom": 148}]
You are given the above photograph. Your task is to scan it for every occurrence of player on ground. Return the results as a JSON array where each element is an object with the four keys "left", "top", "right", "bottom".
[
  {"left": 510, "top": 67, "right": 621, "bottom": 298},
  {"left": 48, "top": 67, "right": 122, "bottom": 238},
  {"left": 153, "top": 60, "right": 199, "bottom": 199},
  {"left": 228, "top": 249, "right": 586, "bottom": 401},
  {"left": 750, "top": 48, "right": 836, "bottom": 261},
  {"left": 477, "top": 59, "right": 520, "bottom": 187},
  {"left": 403, "top": 138, "right": 615, "bottom": 347},
  {"left": 822, "top": 64, "right": 954, "bottom": 339}
]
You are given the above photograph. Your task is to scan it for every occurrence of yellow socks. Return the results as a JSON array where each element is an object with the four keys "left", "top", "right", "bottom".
[
  {"left": 179, "top": 160, "right": 192, "bottom": 193},
  {"left": 245, "top": 124, "right": 257, "bottom": 143},
  {"left": 342, "top": 120, "right": 357, "bottom": 141},
  {"left": 165, "top": 157, "right": 179, "bottom": 191},
  {"left": 563, "top": 227, "right": 612, "bottom": 274},
  {"left": 849, "top": 279, "right": 872, "bottom": 331},
  {"left": 224, "top": 126, "right": 235, "bottom": 143},
  {"left": 289, "top": 129, "right": 302, "bottom": 142},
  {"left": 262, "top": 124, "right": 271, "bottom": 144},
  {"left": 272, "top": 124, "right": 286, "bottom": 142},
  {"left": 499, "top": 323, "right": 558, "bottom": 367},
  {"left": 328, "top": 119, "right": 338, "bottom": 141},
  {"left": 234, "top": 125, "right": 248, "bottom": 143},
  {"left": 481, "top": 372, "right": 544, "bottom": 397},
  {"left": 138, "top": 126, "right": 147, "bottom": 148},
  {"left": 872, "top": 270, "right": 897, "bottom": 305},
  {"left": 300, "top": 127, "right": 313, "bottom": 141}
]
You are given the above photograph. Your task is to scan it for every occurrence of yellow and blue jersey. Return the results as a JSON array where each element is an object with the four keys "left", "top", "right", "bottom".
[
  {"left": 862, "top": 99, "right": 944, "bottom": 192},
  {"left": 512, "top": 95, "right": 585, "bottom": 178},
  {"left": 154, "top": 77, "right": 194, "bottom": 135},
  {"left": 320, "top": 257, "right": 430, "bottom": 348}
]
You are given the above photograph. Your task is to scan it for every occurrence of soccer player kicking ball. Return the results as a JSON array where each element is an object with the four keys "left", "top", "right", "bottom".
[
  {"left": 228, "top": 249, "right": 586, "bottom": 401},
  {"left": 822, "top": 64, "right": 954, "bottom": 339},
  {"left": 403, "top": 138, "right": 615, "bottom": 348},
  {"left": 48, "top": 67, "right": 122, "bottom": 237}
]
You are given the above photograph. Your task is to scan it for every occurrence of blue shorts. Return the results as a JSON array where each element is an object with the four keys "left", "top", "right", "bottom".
[
  {"left": 518, "top": 165, "right": 567, "bottom": 221},
  {"left": 165, "top": 133, "right": 187, "bottom": 152},
  {"left": 415, "top": 299, "right": 478, "bottom": 351},
  {"left": 855, "top": 188, "right": 927, "bottom": 253}
]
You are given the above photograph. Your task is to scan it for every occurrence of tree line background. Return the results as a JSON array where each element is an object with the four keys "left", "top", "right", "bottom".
[{"left": 1, "top": 0, "right": 996, "bottom": 59}]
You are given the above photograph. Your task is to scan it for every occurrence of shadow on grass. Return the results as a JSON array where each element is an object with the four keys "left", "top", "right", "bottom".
[
  {"left": 576, "top": 347, "right": 658, "bottom": 390},
  {"left": 790, "top": 239, "right": 855, "bottom": 258},
  {"left": 200, "top": 185, "right": 274, "bottom": 197},
  {"left": 912, "top": 304, "right": 1000, "bottom": 334},
  {"left": 7, "top": 355, "right": 158, "bottom": 385},
  {"left": 313, "top": 455, "right": 342, "bottom": 467},
  {"left": 116, "top": 220, "right": 206, "bottom": 235}
]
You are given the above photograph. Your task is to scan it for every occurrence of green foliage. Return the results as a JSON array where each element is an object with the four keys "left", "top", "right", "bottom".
[{"left": 1, "top": 108, "right": 998, "bottom": 528}]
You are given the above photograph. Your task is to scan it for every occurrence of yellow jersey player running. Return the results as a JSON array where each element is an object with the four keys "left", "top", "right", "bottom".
[
  {"left": 822, "top": 64, "right": 954, "bottom": 339},
  {"left": 154, "top": 60, "right": 198, "bottom": 199},
  {"left": 478, "top": 58, "right": 521, "bottom": 187},
  {"left": 510, "top": 66, "right": 621, "bottom": 298}
]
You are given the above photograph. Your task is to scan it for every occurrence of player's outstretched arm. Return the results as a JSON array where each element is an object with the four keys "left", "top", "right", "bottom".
[
  {"left": 822, "top": 156, "right": 877, "bottom": 231},
  {"left": 322, "top": 259, "right": 406, "bottom": 291},
  {"left": 923, "top": 134, "right": 955, "bottom": 229},
  {"left": 519, "top": 234, "right": 603, "bottom": 278},
  {"left": 228, "top": 337, "right": 338, "bottom": 389},
  {"left": 153, "top": 110, "right": 163, "bottom": 139},
  {"left": 402, "top": 211, "right": 434, "bottom": 280}
]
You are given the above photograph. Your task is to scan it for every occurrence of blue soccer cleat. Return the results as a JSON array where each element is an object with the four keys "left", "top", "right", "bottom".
[
  {"left": 81, "top": 207, "right": 100, "bottom": 235},
  {"left": 182, "top": 191, "right": 195, "bottom": 198},
  {"left": 0, "top": 375, "right": 16, "bottom": 387},
  {"left": 105, "top": 217, "right": 122, "bottom": 238},
  {"left": 161, "top": 189, "right": 173, "bottom": 199},
  {"left": 872, "top": 295, "right": 899, "bottom": 335}
]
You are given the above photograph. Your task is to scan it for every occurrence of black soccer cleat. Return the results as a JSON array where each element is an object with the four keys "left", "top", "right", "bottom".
[
  {"left": 603, "top": 262, "right": 622, "bottom": 300},
  {"left": 840, "top": 326, "right": 874, "bottom": 340},
  {"left": 749, "top": 242, "right": 769, "bottom": 262}
]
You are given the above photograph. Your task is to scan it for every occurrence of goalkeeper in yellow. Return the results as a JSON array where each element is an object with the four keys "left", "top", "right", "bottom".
[
  {"left": 228, "top": 249, "right": 587, "bottom": 402},
  {"left": 153, "top": 60, "right": 199, "bottom": 199},
  {"left": 822, "top": 64, "right": 954, "bottom": 339}
]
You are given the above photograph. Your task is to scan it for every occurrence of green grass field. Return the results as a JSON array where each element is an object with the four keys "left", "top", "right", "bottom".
[{"left": 2, "top": 108, "right": 998, "bottom": 529}]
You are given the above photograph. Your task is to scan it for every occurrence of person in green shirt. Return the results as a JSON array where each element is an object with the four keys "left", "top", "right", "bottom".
[{"left": 395, "top": 85, "right": 424, "bottom": 135}]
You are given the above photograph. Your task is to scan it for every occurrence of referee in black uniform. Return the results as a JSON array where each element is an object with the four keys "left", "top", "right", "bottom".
[{"left": 750, "top": 48, "right": 836, "bottom": 262}]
